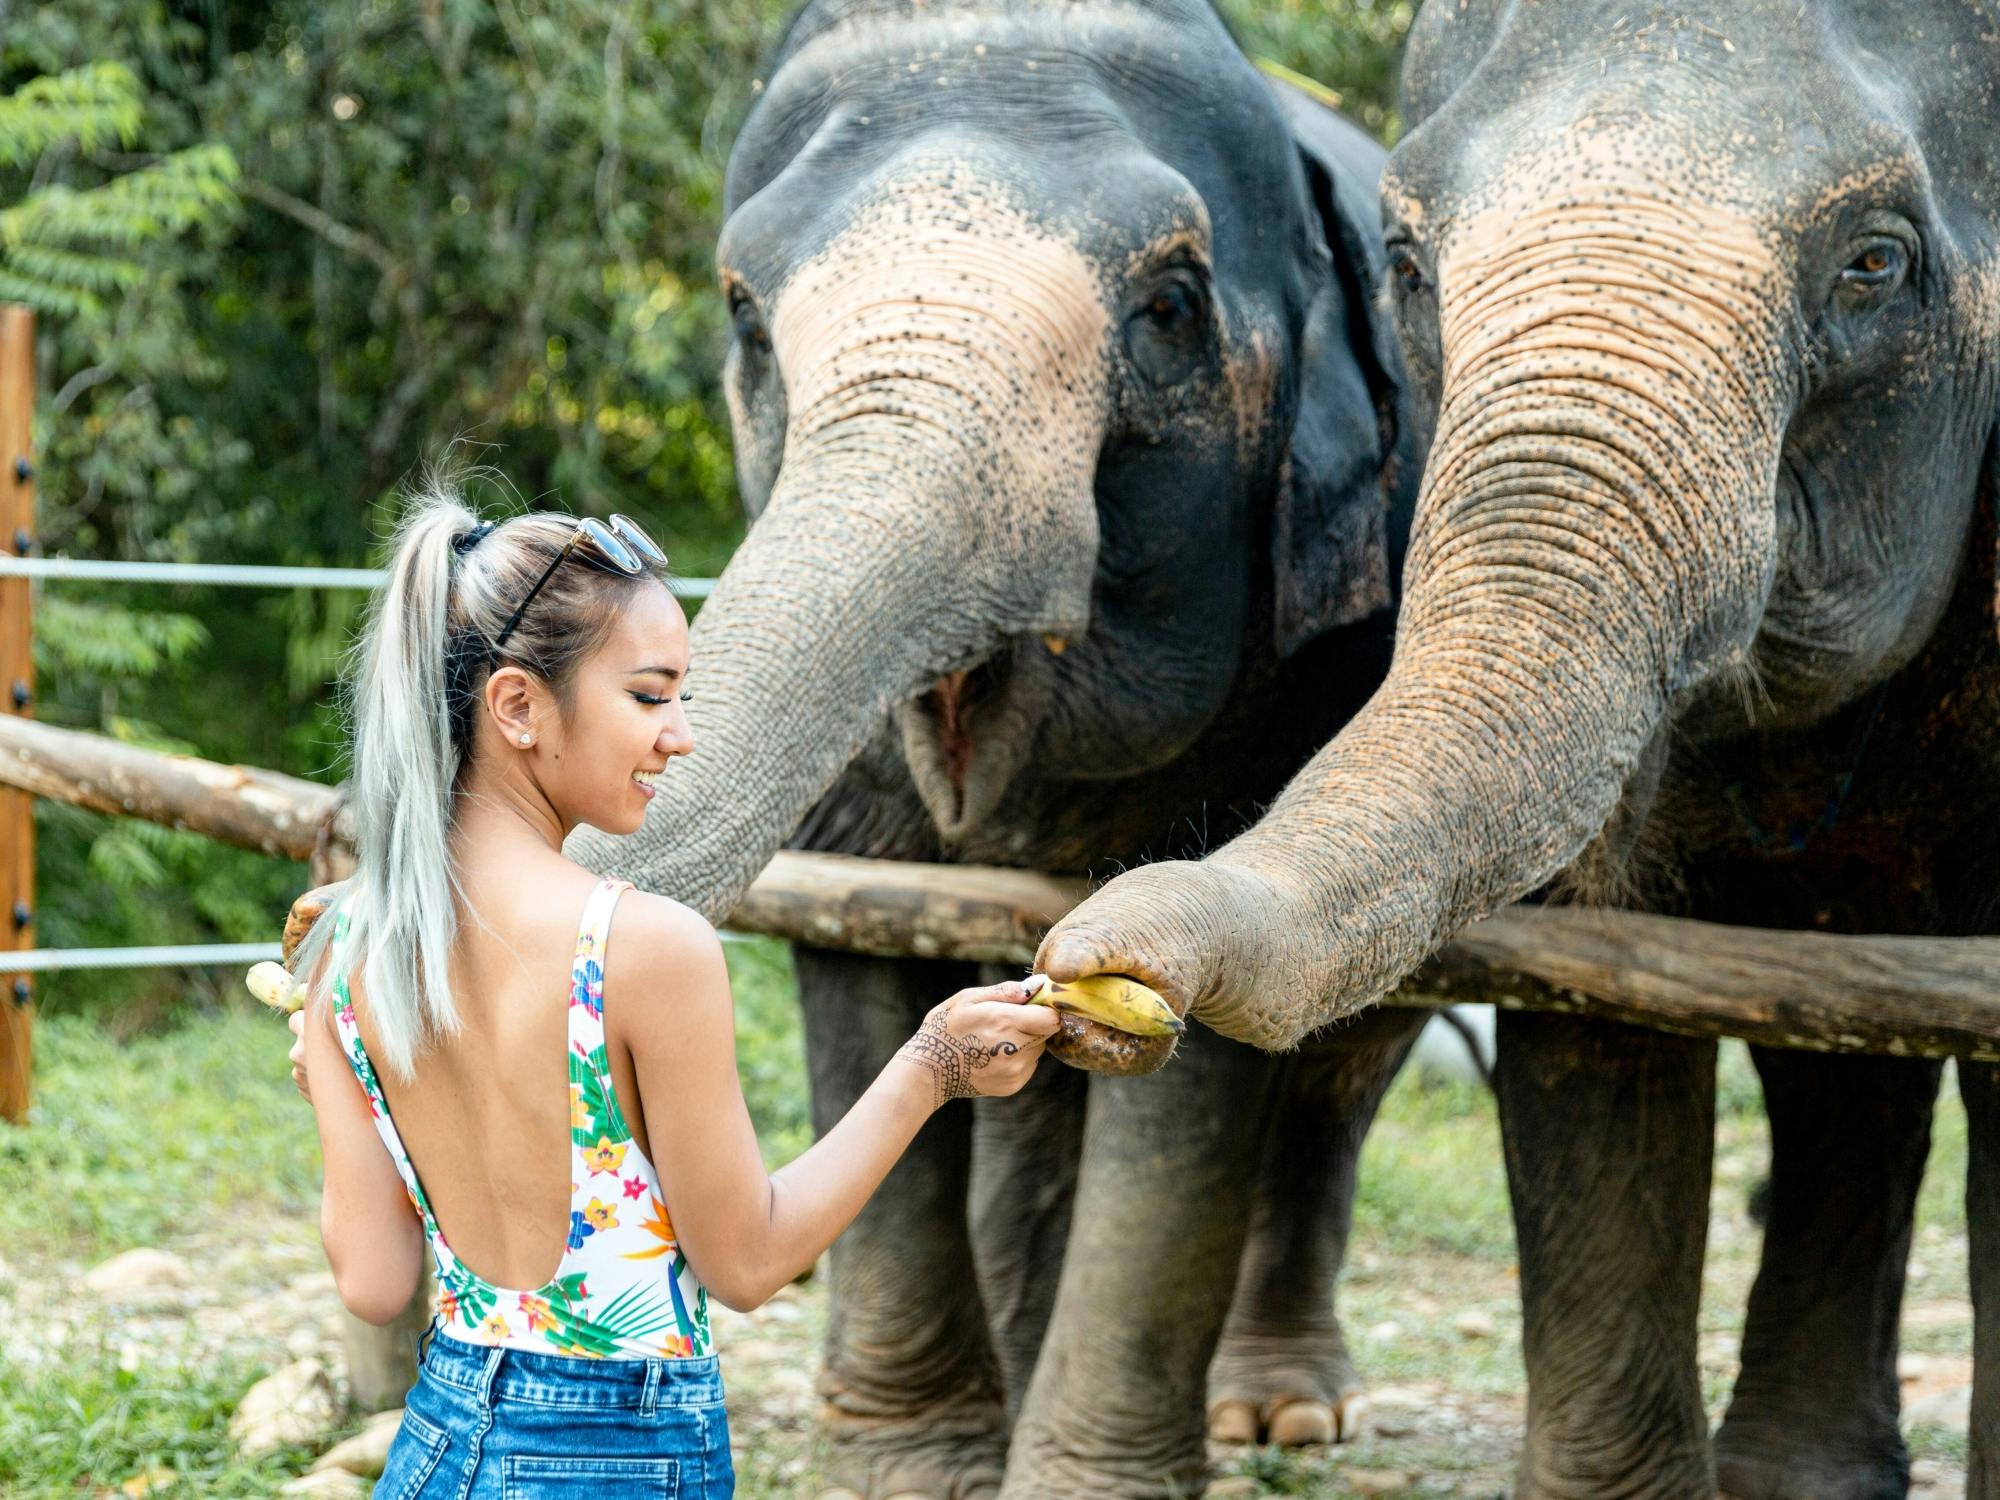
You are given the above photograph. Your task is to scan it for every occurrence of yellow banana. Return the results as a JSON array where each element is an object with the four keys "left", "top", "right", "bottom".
[
  {"left": 1023, "top": 972, "right": 1184, "bottom": 1037},
  {"left": 246, "top": 960, "right": 302, "bottom": 1015}
]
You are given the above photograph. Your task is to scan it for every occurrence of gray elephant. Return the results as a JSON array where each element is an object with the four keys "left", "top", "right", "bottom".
[
  {"left": 563, "top": 3, "right": 1429, "bottom": 1497},
  {"left": 1038, "top": 3, "right": 2000, "bottom": 1498}
]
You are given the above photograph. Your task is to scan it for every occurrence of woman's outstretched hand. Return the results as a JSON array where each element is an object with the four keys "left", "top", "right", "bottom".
[{"left": 895, "top": 980, "right": 1061, "bottom": 1108}]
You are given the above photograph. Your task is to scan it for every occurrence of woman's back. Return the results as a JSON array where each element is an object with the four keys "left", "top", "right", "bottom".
[
  {"left": 352, "top": 859, "right": 601, "bottom": 1289},
  {"left": 341, "top": 855, "right": 709, "bottom": 1358}
]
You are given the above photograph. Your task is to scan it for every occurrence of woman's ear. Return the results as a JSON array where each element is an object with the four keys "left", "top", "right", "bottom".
[{"left": 484, "top": 666, "right": 540, "bottom": 747}]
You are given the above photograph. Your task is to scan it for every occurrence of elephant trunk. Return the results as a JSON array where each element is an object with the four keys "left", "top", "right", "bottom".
[
  {"left": 1042, "top": 184, "right": 1794, "bottom": 1049},
  {"left": 571, "top": 173, "right": 1110, "bottom": 917}
]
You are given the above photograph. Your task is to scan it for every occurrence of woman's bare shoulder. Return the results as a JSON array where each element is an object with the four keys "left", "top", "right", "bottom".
[{"left": 607, "top": 889, "right": 727, "bottom": 974}]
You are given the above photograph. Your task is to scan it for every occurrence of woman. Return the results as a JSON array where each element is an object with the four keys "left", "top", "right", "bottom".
[{"left": 285, "top": 488, "right": 1056, "bottom": 1497}]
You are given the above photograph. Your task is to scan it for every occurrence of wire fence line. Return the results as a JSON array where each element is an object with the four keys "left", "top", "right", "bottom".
[
  {"left": 11, "top": 551, "right": 719, "bottom": 974},
  {"left": 0, "top": 555, "right": 717, "bottom": 596},
  {"left": 14, "top": 933, "right": 756, "bottom": 972}
]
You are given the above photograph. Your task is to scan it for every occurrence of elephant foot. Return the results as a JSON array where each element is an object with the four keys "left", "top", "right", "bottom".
[
  {"left": 999, "top": 1416, "right": 1207, "bottom": 1500},
  {"left": 1713, "top": 1448, "right": 1907, "bottom": 1500},
  {"left": 1205, "top": 1318, "right": 1362, "bottom": 1447},
  {"left": 817, "top": 1399, "right": 1007, "bottom": 1500},
  {"left": 1206, "top": 1391, "right": 1365, "bottom": 1446}
]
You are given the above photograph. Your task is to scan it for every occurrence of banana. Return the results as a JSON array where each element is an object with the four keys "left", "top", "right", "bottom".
[
  {"left": 1023, "top": 972, "right": 1184, "bottom": 1037},
  {"left": 246, "top": 960, "right": 303, "bottom": 1015}
]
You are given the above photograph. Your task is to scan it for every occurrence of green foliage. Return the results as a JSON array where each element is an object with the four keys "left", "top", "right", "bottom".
[
  {"left": 0, "top": 61, "right": 237, "bottom": 318},
  {"left": 1356, "top": 1066, "right": 1515, "bottom": 1259},
  {"left": 729, "top": 937, "right": 814, "bottom": 1166},
  {"left": 0, "top": 61, "right": 141, "bottom": 165},
  {"left": 35, "top": 594, "right": 205, "bottom": 676},
  {"left": 1220, "top": 0, "right": 1417, "bottom": 138}
]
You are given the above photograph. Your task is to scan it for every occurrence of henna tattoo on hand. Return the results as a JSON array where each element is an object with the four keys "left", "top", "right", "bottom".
[{"left": 897, "top": 1010, "right": 1021, "bottom": 1108}]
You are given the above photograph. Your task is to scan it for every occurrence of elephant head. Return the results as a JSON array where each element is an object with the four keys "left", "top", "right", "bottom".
[
  {"left": 1039, "top": 0, "right": 2000, "bottom": 1053},
  {"left": 568, "top": 0, "right": 1410, "bottom": 1045}
]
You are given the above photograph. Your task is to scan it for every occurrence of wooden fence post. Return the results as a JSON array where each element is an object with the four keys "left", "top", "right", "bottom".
[{"left": 0, "top": 305, "right": 34, "bottom": 1125}]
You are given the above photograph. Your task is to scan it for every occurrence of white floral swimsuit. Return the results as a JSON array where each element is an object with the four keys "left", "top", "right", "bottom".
[{"left": 333, "top": 876, "right": 713, "bottom": 1360}]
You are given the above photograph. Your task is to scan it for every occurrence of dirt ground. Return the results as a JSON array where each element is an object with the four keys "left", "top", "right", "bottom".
[{"left": 2, "top": 1047, "right": 1976, "bottom": 1499}]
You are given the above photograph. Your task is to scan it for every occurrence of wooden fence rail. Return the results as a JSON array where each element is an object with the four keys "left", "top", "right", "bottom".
[{"left": 4, "top": 713, "right": 1997, "bottom": 1062}]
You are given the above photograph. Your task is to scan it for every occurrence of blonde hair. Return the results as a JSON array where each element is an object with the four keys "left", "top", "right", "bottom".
[{"left": 291, "top": 476, "right": 670, "bottom": 1079}]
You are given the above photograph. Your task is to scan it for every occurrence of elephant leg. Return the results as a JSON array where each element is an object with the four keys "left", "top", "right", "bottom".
[
  {"left": 795, "top": 946, "right": 1007, "bottom": 1500},
  {"left": 969, "top": 1018, "right": 1089, "bottom": 1418},
  {"left": 1714, "top": 1049, "right": 1940, "bottom": 1500},
  {"left": 1001, "top": 1028, "right": 1284, "bottom": 1499},
  {"left": 1206, "top": 1006, "right": 1428, "bottom": 1448},
  {"left": 1963, "top": 1062, "right": 2000, "bottom": 1500},
  {"left": 1496, "top": 1011, "right": 1716, "bottom": 1500}
]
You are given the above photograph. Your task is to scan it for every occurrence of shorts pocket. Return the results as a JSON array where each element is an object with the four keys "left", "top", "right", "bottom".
[
  {"left": 503, "top": 1454, "right": 680, "bottom": 1499},
  {"left": 376, "top": 1408, "right": 452, "bottom": 1500}
]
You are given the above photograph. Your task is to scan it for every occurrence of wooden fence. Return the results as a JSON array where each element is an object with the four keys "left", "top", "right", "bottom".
[{"left": 6, "top": 712, "right": 1998, "bottom": 1065}]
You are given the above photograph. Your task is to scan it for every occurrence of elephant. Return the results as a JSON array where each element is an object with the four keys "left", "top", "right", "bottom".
[
  {"left": 1036, "top": 3, "right": 2000, "bottom": 1498},
  {"left": 552, "top": 3, "right": 1431, "bottom": 1497}
]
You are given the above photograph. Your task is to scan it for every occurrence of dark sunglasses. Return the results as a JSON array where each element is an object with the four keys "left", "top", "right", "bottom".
[{"left": 491, "top": 514, "right": 668, "bottom": 653}]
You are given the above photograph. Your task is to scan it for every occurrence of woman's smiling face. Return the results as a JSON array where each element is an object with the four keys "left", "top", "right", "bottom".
[{"left": 548, "top": 578, "right": 694, "bottom": 837}]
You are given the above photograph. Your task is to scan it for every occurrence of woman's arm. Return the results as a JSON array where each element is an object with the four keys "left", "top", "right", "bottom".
[
  {"left": 614, "top": 895, "right": 1058, "bottom": 1312},
  {"left": 300, "top": 987, "right": 427, "bottom": 1324}
]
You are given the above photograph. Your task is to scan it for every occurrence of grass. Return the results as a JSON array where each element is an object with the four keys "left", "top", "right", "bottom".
[
  {"left": 0, "top": 976, "right": 1978, "bottom": 1498},
  {"left": 0, "top": 1326, "right": 365, "bottom": 1498}
]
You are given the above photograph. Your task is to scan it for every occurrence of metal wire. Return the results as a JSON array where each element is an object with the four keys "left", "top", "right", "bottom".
[
  {"left": 9, "top": 933, "right": 754, "bottom": 972},
  {"left": 0, "top": 555, "right": 716, "bottom": 597},
  {"left": 6, "top": 942, "right": 284, "bottom": 972},
  {"left": 0, "top": 554, "right": 720, "bottom": 973}
]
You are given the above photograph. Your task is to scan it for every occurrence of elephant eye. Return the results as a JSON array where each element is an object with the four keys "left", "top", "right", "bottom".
[
  {"left": 1125, "top": 272, "right": 1212, "bottom": 388},
  {"left": 1387, "top": 243, "right": 1427, "bottom": 296},
  {"left": 1835, "top": 240, "right": 1908, "bottom": 297},
  {"left": 1144, "top": 282, "right": 1198, "bottom": 329},
  {"left": 730, "top": 290, "right": 771, "bottom": 351}
]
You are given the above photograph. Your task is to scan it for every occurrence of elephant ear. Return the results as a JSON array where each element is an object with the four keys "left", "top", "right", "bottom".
[{"left": 1269, "top": 90, "right": 1417, "bottom": 660}]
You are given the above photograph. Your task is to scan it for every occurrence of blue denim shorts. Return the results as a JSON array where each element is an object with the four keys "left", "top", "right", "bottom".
[{"left": 374, "top": 1324, "right": 735, "bottom": 1499}]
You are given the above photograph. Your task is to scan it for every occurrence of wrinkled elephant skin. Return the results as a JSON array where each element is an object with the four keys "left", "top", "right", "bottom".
[{"left": 1042, "top": 3, "right": 2000, "bottom": 1497}]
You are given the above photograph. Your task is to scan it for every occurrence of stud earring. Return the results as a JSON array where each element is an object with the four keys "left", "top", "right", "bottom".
[{"left": 519, "top": 733, "right": 532, "bottom": 746}]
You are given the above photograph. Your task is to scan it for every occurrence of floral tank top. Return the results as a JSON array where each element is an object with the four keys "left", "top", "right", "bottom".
[{"left": 332, "top": 876, "right": 713, "bottom": 1360}]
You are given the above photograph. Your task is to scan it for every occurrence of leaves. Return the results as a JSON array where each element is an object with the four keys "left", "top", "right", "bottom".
[
  {"left": 0, "top": 65, "right": 237, "bottom": 319},
  {"left": 0, "top": 61, "right": 142, "bottom": 166},
  {"left": 36, "top": 595, "right": 207, "bottom": 677}
]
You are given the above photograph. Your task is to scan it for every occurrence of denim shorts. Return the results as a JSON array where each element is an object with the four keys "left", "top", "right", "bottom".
[{"left": 374, "top": 1324, "right": 734, "bottom": 1499}]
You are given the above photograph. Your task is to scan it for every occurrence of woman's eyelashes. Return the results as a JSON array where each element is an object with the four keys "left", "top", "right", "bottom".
[{"left": 629, "top": 690, "right": 693, "bottom": 706}]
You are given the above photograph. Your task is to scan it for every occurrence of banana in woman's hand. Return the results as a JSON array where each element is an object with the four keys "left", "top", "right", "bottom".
[
  {"left": 246, "top": 960, "right": 302, "bottom": 1015},
  {"left": 1023, "top": 972, "right": 1184, "bottom": 1037}
]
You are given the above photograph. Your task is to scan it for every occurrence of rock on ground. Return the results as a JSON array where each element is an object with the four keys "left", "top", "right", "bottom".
[
  {"left": 231, "top": 1357, "right": 339, "bottom": 1457},
  {"left": 82, "top": 1249, "right": 193, "bottom": 1309},
  {"left": 1348, "top": 1469, "right": 1413, "bottom": 1497}
]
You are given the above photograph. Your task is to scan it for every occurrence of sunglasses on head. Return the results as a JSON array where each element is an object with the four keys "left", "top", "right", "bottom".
[{"left": 491, "top": 513, "right": 668, "bottom": 654}]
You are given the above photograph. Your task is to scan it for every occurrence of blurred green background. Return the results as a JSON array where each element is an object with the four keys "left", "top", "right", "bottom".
[{"left": 6, "top": 0, "right": 1414, "bottom": 1019}]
